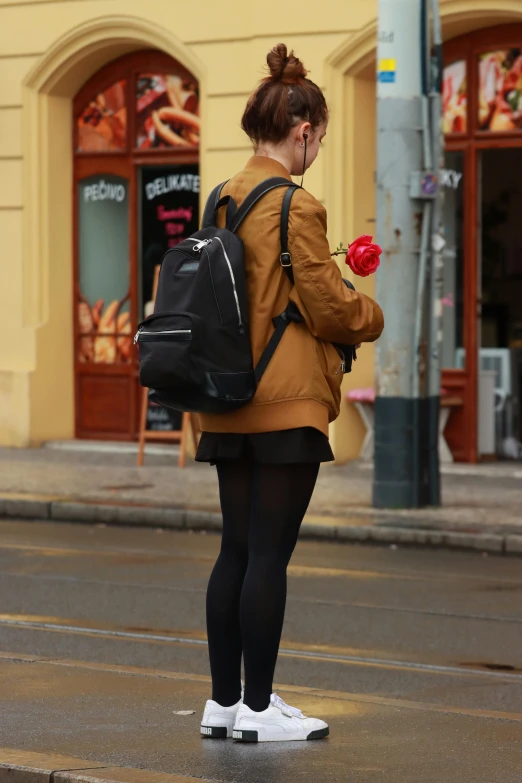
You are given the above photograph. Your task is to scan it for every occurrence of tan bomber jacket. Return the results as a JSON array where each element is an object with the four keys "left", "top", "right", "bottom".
[{"left": 198, "top": 156, "right": 384, "bottom": 437}]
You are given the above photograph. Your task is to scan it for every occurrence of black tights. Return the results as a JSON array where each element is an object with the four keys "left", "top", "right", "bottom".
[{"left": 206, "top": 459, "right": 319, "bottom": 712}]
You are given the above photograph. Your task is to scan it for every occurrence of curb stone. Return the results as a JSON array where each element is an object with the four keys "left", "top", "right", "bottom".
[
  {"left": 0, "top": 496, "right": 519, "bottom": 555},
  {"left": 51, "top": 502, "right": 186, "bottom": 528},
  {"left": 184, "top": 510, "right": 222, "bottom": 531},
  {"left": 0, "top": 748, "right": 214, "bottom": 783},
  {"left": 506, "top": 535, "right": 522, "bottom": 553},
  {"left": 0, "top": 498, "right": 51, "bottom": 520}
]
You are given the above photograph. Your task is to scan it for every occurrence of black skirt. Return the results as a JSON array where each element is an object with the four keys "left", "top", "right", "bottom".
[{"left": 195, "top": 427, "right": 334, "bottom": 465}]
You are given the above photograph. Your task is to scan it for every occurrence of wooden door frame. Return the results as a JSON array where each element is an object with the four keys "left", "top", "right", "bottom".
[
  {"left": 443, "top": 24, "right": 522, "bottom": 461},
  {"left": 73, "top": 49, "right": 200, "bottom": 440},
  {"left": 441, "top": 140, "right": 475, "bottom": 462},
  {"left": 73, "top": 156, "right": 135, "bottom": 439}
]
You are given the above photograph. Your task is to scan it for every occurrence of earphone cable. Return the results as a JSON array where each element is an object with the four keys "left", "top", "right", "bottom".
[{"left": 300, "top": 136, "right": 307, "bottom": 188}]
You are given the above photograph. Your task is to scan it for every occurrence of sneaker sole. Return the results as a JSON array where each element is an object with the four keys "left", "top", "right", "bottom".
[
  {"left": 233, "top": 727, "right": 329, "bottom": 742},
  {"left": 200, "top": 725, "right": 228, "bottom": 739}
]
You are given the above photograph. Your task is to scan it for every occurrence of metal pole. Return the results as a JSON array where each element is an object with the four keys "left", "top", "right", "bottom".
[
  {"left": 411, "top": 0, "right": 432, "bottom": 507},
  {"left": 427, "top": 0, "right": 444, "bottom": 505},
  {"left": 373, "top": 0, "right": 427, "bottom": 508}
]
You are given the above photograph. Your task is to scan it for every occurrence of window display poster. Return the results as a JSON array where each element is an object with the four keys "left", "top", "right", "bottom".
[
  {"left": 136, "top": 73, "right": 200, "bottom": 149},
  {"left": 77, "top": 80, "right": 127, "bottom": 152},
  {"left": 479, "top": 49, "right": 522, "bottom": 131},
  {"left": 139, "top": 164, "right": 200, "bottom": 318},
  {"left": 443, "top": 60, "right": 467, "bottom": 133}
]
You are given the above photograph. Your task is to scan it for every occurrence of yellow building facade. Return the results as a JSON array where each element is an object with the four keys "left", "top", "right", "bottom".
[{"left": 1, "top": 0, "right": 521, "bottom": 461}]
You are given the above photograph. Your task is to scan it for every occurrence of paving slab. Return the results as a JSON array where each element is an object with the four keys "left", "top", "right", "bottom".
[
  {"left": 55, "top": 766, "right": 214, "bottom": 783},
  {"left": 0, "top": 657, "right": 521, "bottom": 783},
  {"left": 0, "top": 749, "right": 214, "bottom": 783},
  {"left": 0, "top": 748, "right": 107, "bottom": 782}
]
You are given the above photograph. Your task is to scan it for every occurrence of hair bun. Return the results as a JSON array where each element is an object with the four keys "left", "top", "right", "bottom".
[{"left": 266, "top": 44, "right": 308, "bottom": 82}]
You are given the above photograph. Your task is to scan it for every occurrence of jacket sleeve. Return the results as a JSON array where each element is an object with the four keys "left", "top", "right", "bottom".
[{"left": 289, "top": 207, "right": 384, "bottom": 345}]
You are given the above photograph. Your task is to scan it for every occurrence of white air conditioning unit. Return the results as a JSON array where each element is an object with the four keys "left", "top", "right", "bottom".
[{"left": 454, "top": 348, "right": 514, "bottom": 452}]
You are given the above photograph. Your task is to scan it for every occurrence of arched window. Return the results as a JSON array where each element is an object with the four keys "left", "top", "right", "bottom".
[{"left": 73, "top": 50, "right": 200, "bottom": 439}]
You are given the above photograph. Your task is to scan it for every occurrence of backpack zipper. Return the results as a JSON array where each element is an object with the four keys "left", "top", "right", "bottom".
[
  {"left": 212, "top": 236, "right": 243, "bottom": 327},
  {"left": 191, "top": 238, "right": 213, "bottom": 252},
  {"left": 134, "top": 328, "right": 191, "bottom": 345},
  {"left": 334, "top": 350, "right": 346, "bottom": 375}
]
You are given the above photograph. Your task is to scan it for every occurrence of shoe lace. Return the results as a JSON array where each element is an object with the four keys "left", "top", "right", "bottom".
[{"left": 270, "top": 693, "right": 304, "bottom": 718}]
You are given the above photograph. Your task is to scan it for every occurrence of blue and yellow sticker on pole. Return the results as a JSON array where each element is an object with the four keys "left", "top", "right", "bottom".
[{"left": 378, "top": 58, "right": 396, "bottom": 83}]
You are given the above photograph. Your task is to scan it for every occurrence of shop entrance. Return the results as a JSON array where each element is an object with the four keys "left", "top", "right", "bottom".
[
  {"left": 478, "top": 147, "right": 522, "bottom": 456},
  {"left": 442, "top": 24, "right": 522, "bottom": 461},
  {"left": 73, "top": 51, "right": 200, "bottom": 439}
]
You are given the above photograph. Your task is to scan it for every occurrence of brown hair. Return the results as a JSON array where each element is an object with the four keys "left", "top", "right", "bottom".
[{"left": 241, "top": 44, "right": 328, "bottom": 146}]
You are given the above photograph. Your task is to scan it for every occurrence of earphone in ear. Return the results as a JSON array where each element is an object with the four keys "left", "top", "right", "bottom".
[{"left": 303, "top": 132, "right": 308, "bottom": 140}]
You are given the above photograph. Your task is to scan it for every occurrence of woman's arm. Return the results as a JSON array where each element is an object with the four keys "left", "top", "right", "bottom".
[{"left": 289, "top": 207, "right": 384, "bottom": 345}]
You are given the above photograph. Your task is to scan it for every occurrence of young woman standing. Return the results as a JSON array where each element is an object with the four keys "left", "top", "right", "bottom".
[{"left": 197, "top": 44, "right": 384, "bottom": 743}]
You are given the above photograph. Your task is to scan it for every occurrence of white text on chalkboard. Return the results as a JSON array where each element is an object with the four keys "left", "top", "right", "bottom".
[{"left": 146, "top": 174, "right": 200, "bottom": 200}]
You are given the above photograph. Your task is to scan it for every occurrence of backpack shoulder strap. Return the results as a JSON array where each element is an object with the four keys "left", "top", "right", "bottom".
[
  {"left": 228, "top": 177, "right": 300, "bottom": 234},
  {"left": 279, "top": 185, "right": 299, "bottom": 285},
  {"left": 201, "top": 181, "right": 227, "bottom": 229},
  {"left": 254, "top": 302, "right": 303, "bottom": 384},
  {"left": 249, "top": 180, "right": 302, "bottom": 383}
]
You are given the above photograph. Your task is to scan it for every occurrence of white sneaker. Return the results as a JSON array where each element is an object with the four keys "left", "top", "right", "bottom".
[
  {"left": 200, "top": 698, "right": 242, "bottom": 738},
  {"left": 233, "top": 693, "right": 329, "bottom": 742}
]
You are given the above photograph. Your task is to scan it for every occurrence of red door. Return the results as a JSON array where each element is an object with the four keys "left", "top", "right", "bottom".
[{"left": 73, "top": 51, "right": 200, "bottom": 439}]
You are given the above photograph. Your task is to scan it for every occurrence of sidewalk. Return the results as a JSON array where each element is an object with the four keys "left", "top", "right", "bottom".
[
  {"left": 0, "top": 445, "right": 522, "bottom": 553},
  {"left": 2, "top": 653, "right": 520, "bottom": 783}
]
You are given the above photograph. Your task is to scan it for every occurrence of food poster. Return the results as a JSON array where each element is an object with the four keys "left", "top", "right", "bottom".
[
  {"left": 77, "top": 175, "right": 132, "bottom": 364},
  {"left": 442, "top": 60, "right": 467, "bottom": 133},
  {"left": 136, "top": 73, "right": 200, "bottom": 149},
  {"left": 479, "top": 49, "right": 522, "bottom": 131},
  {"left": 139, "top": 164, "right": 200, "bottom": 319},
  {"left": 77, "top": 80, "right": 127, "bottom": 152}
]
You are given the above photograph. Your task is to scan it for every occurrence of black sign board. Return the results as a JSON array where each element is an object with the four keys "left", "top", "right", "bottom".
[
  {"left": 140, "top": 164, "right": 199, "bottom": 433},
  {"left": 146, "top": 402, "right": 182, "bottom": 432},
  {"left": 140, "top": 163, "right": 200, "bottom": 315}
]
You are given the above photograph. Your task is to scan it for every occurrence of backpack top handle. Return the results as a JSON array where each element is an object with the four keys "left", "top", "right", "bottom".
[
  {"left": 213, "top": 194, "right": 238, "bottom": 227},
  {"left": 201, "top": 181, "right": 227, "bottom": 229}
]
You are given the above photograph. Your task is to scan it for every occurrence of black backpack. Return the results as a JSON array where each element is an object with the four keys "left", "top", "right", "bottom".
[
  {"left": 136, "top": 177, "right": 302, "bottom": 414},
  {"left": 135, "top": 178, "right": 357, "bottom": 415}
]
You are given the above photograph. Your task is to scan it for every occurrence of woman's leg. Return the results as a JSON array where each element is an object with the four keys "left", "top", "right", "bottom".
[
  {"left": 206, "top": 458, "right": 254, "bottom": 707},
  {"left": 240, "top": 462, "right": 320, "bottom": 712}
]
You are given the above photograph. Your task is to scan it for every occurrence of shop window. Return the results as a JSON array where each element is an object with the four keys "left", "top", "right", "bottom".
[
  {"left": 77, "top": 174, "right": 131, "bottom": 364},
  {"left": 77, "top": 80, "right": 127, "bottom": 152},
  {"left": 442, "top": 60, "right": 467, "bottom": 133},
  {"left": 479, "top": 148, "right": 522, "bottom": 348},
  {"left": 139, "top": 164, "right": 200, "bottom": 319},
  {"left": 479, "top": 49, "right": 522, "bottom": 131},
  {"left": 136, "top": 73, "right": 199, "bottom": 149}
]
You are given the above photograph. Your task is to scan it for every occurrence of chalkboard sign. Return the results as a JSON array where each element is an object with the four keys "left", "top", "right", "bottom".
[
  {"left": 140, "top": 163, "right": 200, "bottom": 317},
  {"left": 146, "top": 401, "right": 182, "bottom": 432},
  {"left": 140, "top": 164, "right": 199, "bottom": 433}
]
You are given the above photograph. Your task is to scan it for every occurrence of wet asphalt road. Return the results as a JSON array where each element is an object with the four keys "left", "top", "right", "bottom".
[{"left": 0, "top": 519, "right": 521, "bottom": 782}]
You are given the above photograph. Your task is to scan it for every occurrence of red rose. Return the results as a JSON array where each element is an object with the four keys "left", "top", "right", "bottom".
[{"left": 346, "top": 235, "right": 382, "bottom": 277}]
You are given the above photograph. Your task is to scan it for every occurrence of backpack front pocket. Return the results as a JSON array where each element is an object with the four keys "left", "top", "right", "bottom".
[{"left": 135, "top": 312, "right": 198, "bottom": 389}]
